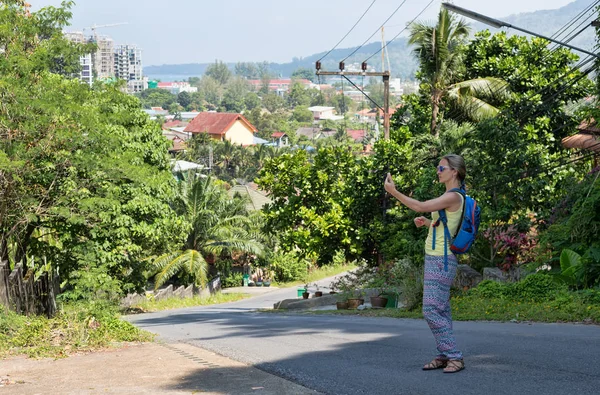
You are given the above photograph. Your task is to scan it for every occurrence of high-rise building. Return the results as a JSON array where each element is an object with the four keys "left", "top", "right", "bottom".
[
  {"left": 63, "top": 31, "right": 93, "bottom": 86},
  {"left": 114, "top": 44, "right": 145, "bottom": 93},
  {"left": 92, "top": 35, "right": 115, "bottom": 80}
]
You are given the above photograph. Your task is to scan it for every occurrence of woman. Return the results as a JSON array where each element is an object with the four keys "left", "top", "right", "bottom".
[{"left": 383, "top": 154, "right": 466, "bottom": 373}]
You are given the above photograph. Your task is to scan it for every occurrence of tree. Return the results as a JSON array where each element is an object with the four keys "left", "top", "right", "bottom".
[
  {"left": 234, "top": 62, "right": 259, "bottom": 79},
  {"left": 177, "top": 91, "right": 192, "bottom": 109},
  {"left": 287, "top": 81, "right": 311, "bottom": 108},
  {"left": 262, "top": 93, "right": 285, "bottom": 113},
  {"left": 222, "top": 77, "right": 249, "bottom": 113},
  {"left": 291, "top": 67, "right": 316, "bottom": 83},
  {"left": 0, "top": 1, "right": 186, "bottom": 297},
  {"left": 137, "top": 88, "right": 177, "bottom": 109},
  {"left": 150, "top": 176, "right": 263, "bottom": 289},
  {"left": 198, "top": 76, "right": 223, "bottom": 108},
  {"left": 244, "top": 92, "right": 261, "bottom": 110},
  {"left": 205, "top": 60, "right": 232, "bottom": 85},
  {"left": 292, "top": 106, "right": 313, "bottom": 123},
  {"left": 408, "top": 8, "right": 507, "bottom": 136}
]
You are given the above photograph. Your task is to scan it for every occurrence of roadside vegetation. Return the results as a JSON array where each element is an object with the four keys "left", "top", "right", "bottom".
[{"left": 1, "top": 1, "right": 600, "bottom": 359}]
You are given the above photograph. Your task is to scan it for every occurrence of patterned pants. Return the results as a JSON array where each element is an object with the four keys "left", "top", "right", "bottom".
[{"left": 422, "top": 254, "right": 463, "bottom": 360}]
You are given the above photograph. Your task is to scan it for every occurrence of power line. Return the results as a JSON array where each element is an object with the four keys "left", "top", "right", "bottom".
[
  {"left": 341, "top": 0, "right": 410, "bottom": 62},
  {"left": 363, "top": 0, "right": 437, "bottom": 63},
  {"left": 318, "top": 0, "right": 378, "bottom": 62}
]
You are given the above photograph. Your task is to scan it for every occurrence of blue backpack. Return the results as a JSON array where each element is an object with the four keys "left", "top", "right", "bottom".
[{"left": 431, "top": 188, "right": 481, "bottom": 271}]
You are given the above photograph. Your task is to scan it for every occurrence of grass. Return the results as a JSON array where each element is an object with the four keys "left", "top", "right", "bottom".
[
  {"left": 294, "top": 293, "right": 600, "bottom": 325},
  {"left": 124, "top": 292, "right": 249, "bottom": 313},
  {"left": 0, "top": 302, "right": 154, "bottom": 359},
  {"left": 272, "top": 262, "right": 357, "bottom": 288},
  {"left": 0, "top": 292, "right": 250, "bottom": 359}
]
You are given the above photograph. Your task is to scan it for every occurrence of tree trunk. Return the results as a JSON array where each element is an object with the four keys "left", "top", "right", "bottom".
[
  {"left": 15, "top": 222, "right": 36, "bottom": 276},
  {"left": 430, "top": 90, "right": 442, "bottom": 137}
]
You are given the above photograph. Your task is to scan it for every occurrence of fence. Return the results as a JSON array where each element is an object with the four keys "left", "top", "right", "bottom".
[{"left": 0, "top": 260, "right": 59, "bottom": 317}]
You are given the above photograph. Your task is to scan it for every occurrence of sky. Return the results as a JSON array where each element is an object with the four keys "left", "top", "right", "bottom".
[{"left": 30, "top": 0, "right": 580, "bottom": 66}]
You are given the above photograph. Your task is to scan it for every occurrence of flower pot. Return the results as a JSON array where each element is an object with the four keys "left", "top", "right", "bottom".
[
  {"left": 336, "top": 301, "right": 349, "bottom": 310},
  {"left": 314, "top": 291, "right": 323, "bottom": 297},
  {"left": 346, "top": 298, "right": 364, "bottom": 309},
  {"left": 302, "top": 292, "right": 310, "bottom": 299},
  {"left": 370, "top": 296, "right": 388, "bottom": 309},
  {"left": 263, "top": 281, "right": 271, "bottom": 287},
  {"left": 256, "top": 282, "right": 263, "bottom": 287},
  {"left": 297, "top": 288, "right": 306, "bottom": 298}
]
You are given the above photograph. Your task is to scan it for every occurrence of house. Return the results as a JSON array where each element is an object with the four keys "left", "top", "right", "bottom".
[
  {"left": 271, "top": 132, "right": 289, "bottom": 147},
  {"left": 307, "top": 106, "right": 343, "bottom": 121},
  {"left": 296, "top": 127, "right": 322, "bottom": 140},
  {"left": 346, "top": 129, "right": 367, "bottom": 143},
  {"left": 562, "top": 118, "right": 600, "bottom": 167},
  {"left": 184, "top": 112, "right": 258, "bottom": 145},
  {"left": 247, "top": 78, "right": 315, "bottom": 95}
]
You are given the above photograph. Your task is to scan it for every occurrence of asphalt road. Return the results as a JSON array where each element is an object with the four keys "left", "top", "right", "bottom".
[{"left": 127, "top": 283, "right": 600, "bottom": 395}]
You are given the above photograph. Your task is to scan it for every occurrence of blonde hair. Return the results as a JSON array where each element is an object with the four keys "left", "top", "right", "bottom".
[{"left": 443, "top": 154, "right": 466, "bottom": 186}]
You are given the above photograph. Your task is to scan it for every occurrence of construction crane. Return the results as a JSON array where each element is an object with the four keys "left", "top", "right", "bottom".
[{"left": 83, "top": 22, "right": 128, "bottom": 41}]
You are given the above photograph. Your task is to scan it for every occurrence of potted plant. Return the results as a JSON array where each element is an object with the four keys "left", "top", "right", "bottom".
[
  {"left": 314, "top": 283, "right": 323, "bottom": 297},
  {"left": 370, "top": 292, "right": 388, "bottom": 309},
  {"left": 346, "top": 289, "right": 365, "bottom": 309},
  {"left": 335, "top": 291, "right": 350, "bottom": 310},
  {"left": 302, "top": 283, "right": 310, "bottom": 299}
]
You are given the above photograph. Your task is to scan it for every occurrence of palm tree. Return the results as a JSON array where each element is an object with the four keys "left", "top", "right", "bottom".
[
  {"left": 409, "top": 8, "right": 509, "bottom": 136},
  {"left": 149, "top": 176, "right": 263, "bottom": 289}
]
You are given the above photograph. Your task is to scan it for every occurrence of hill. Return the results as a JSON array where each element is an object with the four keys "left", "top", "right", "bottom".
[{"left": 144, "top": 0, "right": 595, "bottom": 81}]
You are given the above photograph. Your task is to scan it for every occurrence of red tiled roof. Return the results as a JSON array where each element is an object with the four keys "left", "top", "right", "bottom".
[
  {"left": 577, "top": 119, "right": 600, "bottom": 134},
  {"left": 162, "top": 120, "right": 187, "bottom": 130},
  {"left": 184, "top": 112, "right": 257, "bottom": 135},
  {"left": 346, "top": 129, "right": 366, "bottom": 141},
  {"left": 271, "top": 132, "right": 286, "bottom": 138},
  {"left": 562, "top": 133, "right": 600, "bottom": 152}
]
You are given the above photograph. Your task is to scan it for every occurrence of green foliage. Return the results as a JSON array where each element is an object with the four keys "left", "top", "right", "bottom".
[
  {"left": 269, "top": 251, "right": 311, "bottom": 283},
  {"left": 0, "top": 1, "right": 187, "bottom": 298},
  {"left": 0, "top": 302, "right": 152, "bottom": 358},
  {"left": 468, "top": 274, "right": 567, "bottom": 301},
  {"left": 147, "top": 176, "right": 263, "bottom": 289},
  {"left": 204, "top": 60, "right": 232, "bottom": 85},
  {"left": 222, "top": 272, "right": 244, "bottom": 288}
]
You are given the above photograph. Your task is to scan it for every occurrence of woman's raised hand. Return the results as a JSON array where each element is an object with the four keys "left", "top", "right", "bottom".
[
  {"left": 414, "top": 216, "right": 427, "bottom": 228},
  {"left": 384, "top": 173, "right": 396, "bottom": 194}
]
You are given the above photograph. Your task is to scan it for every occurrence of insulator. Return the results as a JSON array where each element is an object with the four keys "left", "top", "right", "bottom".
[
  {"left": 339, "top": 61, "right": 345, "bottom": 71},
  {"left": 315, "top": 61, "right": 321, "bottom": 71},
  {"left": 361, "top": 62, "right": 368, "bottom": 71}
]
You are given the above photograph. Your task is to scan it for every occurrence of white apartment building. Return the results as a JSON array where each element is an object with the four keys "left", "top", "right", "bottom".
[
  {"left": 114, "top": 44, "right": 145, "bottom": 93},
  {"left": 63, "top": 31, "right": 93, "bottom": 86}
]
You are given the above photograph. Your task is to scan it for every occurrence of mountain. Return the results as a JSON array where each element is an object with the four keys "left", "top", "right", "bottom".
[{"left": 144, "top": 0, "right": 595, "bottom": 81}]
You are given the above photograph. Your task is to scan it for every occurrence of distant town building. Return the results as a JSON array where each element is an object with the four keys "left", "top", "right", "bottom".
[
  {"left": 184, "top": 112, "right": 258, "bottom": 145},
  {"left": 92, "top": 35, "right": 115, "bottom": 80},
  {"left": 247, "top": 78, "right": 315, "bottom": 96},
  {"left": 307, "top": 106, "right": 344, "bottom": 121},
  {"left": 156, "top": 81, "right": 198, "bottom": 95},
  {"left": 63, "top": 31, "right": 93, "bottom": 86},
  {"left": 114, "top": 44, "right": 145, "bottom": 93}
]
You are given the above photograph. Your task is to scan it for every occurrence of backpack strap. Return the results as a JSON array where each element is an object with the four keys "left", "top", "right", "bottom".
[{"left": 431, "top": 189, "right": 465, "bottom": 272}]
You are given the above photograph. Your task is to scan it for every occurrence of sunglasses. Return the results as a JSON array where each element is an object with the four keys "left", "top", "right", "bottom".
[{"left": 437, "top": 165, "right": 451, "bottom": 173}]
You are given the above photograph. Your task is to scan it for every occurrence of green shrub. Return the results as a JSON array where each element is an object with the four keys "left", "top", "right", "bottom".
[
  {"left": 270, "top": 251, "right": 309, "bottom": 282},
  {"left": 513, "top": 273, "right": 567, "bottom": 301},
  {"left": 222, "top": 272, "right": 243, "bottom": 288}
]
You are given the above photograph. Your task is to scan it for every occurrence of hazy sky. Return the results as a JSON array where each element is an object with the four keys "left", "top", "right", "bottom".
[{"left": 31, "top": 0, "right": 580, "bottom": 66}]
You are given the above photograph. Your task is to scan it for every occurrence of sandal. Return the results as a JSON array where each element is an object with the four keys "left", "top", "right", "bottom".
[
  {"left": 422, "top": 357, "right": 448, "bottom": 370},
  {"left": 443, "top": 359, "right": 465, "bottom": 373}
]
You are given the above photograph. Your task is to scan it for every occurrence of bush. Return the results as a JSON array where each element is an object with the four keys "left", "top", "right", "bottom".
[
  {"left": 270, "top": 251, "right": 310, "bottom": 282},
  {"left": 469, "top": 273, "right": 567, "bottom": 301},
  {"left": 222, "top": 272, "right": 243, "bottom": 288}
]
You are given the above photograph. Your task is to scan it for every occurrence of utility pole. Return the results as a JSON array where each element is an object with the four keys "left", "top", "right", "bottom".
[{"left": 316, "top": 61, "right": 390, "bottom": 139}]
